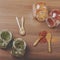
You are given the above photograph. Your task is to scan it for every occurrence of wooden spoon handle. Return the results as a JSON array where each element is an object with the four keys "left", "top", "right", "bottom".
[
  {"left": 33, "top": 38, "right": 40, "bottom": 47},
  {"left": 21, "top": 16, "right": 24, "bottom": 28},
  {"left": 33, "top": 36, "right": 42, "bottom": 47},
  {"left": 48, "top": 41, "right": 51, "bottom": 53},
  {"left": 46, "top": 32, "right": 52, "bottom": 53},
  {"left": 16, "top": 17, "right": 21, "bottom": 30}
]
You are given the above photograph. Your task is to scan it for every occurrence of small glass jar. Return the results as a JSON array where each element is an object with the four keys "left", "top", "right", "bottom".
[
  {"left": 46, "top": 9, "right": 60, "bottom": 28},
  {"left": 11, "top": 38, "right": 26, "bottom": 57},
  {"left": 33, "top": 2, "right": 48, "bottom": 22},
  {"left": 0, "top": 30, "right": 12, "bottom": 48}
]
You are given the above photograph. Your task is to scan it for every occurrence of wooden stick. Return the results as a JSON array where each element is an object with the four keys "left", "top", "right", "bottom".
[
  {"left": 33, "top": 36, "right": 43, "bottom": 47},
  {"left": 46, "top": 32, "right": 52, "bottom": 53}
]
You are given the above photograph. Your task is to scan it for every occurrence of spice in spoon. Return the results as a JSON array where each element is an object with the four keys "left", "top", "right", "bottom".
[
  {"left": 33, "top": 31, "right": 52, "bottom": 53},
  {"left": 46, "top": 32, "right": 52, "bottom": 53},
  {"left": 39, "top": 31, "right": 47, "bottom": 43},
  {"left": 33, "top": 31, "right": 47, "bottom": 46}
]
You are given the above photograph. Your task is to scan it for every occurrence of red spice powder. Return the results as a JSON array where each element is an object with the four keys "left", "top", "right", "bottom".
[
  {"left": 39, "top": 31, "right": 47, "bottom": 37},
  {"left": 50, "top": 9, "right": 60, "bottom": 21},
  {"left": 40, "top": 37, "right": 47, "bottom": 43},
  {"left": 47, "top": 18, "right": 54, "bottom": 27},
  {"left": 39, "top": 31, "right": 47, "bottom": 43}
]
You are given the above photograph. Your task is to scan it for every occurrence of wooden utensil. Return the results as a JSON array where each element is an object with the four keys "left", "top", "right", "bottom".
[
  {"left": 46, "top": 32, "right": 52, "bottom": 53},
  {"left": 33, "top": 36, "right": 43, "bottom": 47},
  {"left": 16, "top": 16, "right": 25, "bottom": 36},
  {"left": 20, "top": 16, "right": 25, "bottom": 35}
]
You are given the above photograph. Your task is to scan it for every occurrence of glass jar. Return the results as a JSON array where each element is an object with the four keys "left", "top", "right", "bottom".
[
  {"left": 46, "top": 9, "right": 60, "bottom": 28},
  {"left": 33, "top": 2, "right": 48, "bottom": 22},
  {"left": 0, "top": 30, "right": 12, "bottom": 48},
  {"left": 11, "top": 38, "right": 26, "bottom": 57}
]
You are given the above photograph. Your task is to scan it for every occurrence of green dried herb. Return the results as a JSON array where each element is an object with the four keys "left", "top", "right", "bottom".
[
  {"left": 0, "top": 39, "right": 3, "bottom": 46},
  {"left": 1, "top": 31, "right": 10, "bottom": 40},
  {"left": 15, "top": 40, "right": 24, "bottom": 49}
]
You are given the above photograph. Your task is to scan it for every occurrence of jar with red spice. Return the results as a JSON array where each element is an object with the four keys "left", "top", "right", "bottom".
[{"left": 46, "top": 9, "right": 60, "bottom": 28}]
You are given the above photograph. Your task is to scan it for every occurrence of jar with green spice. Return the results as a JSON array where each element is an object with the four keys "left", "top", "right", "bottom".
[
  {"left": 11, "top": 38, "right": 26, "bottom": 57},
  {"left": 0, "top": 30, "right": 13, "bottom": 48}
]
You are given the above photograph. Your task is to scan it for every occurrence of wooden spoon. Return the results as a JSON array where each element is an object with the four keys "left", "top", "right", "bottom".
[
  {"left": 16, "top": 16, "right": 25, "bottom": 36},
  {"left": 46, "top": 32, "right": 52, "bottom": 53},
  {"left": 33, "top": 36, "right": 43, "bottom": 47},
  {"left": 19, "top": 16, "right": 25, "bottom": 35}
]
